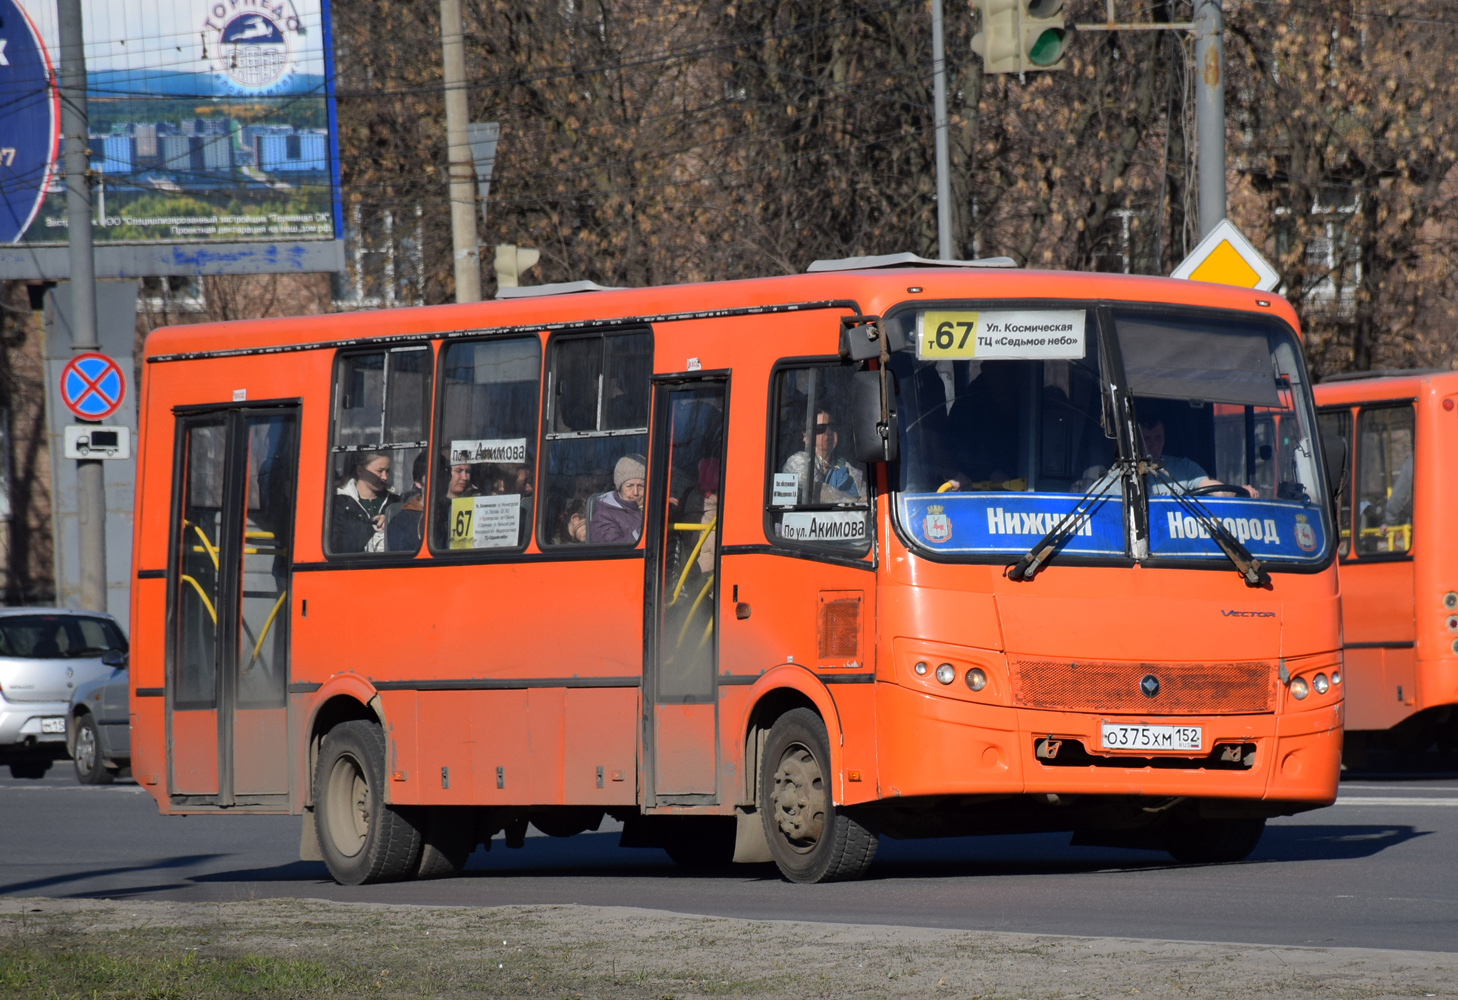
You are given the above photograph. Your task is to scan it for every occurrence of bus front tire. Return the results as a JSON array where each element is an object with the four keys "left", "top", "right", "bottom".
[
  {"left": 1160, "top": 816, "right": 1265, "bottom": 864},
  {"left": 759, "top": 708, "right": 877, "bottom": 883},
  {"left": 314, "top": 721, "right": 422, "bottom": 885}
]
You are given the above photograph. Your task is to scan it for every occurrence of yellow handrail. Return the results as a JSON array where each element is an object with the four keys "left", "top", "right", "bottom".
[
  {"left": 191, "top": 524, "right": 219, "bottom": 571},
  {"left": 179, "top": 574, "right": 217, "bottom": 626},
  {"left": 668, "top": 517, "right": 716, "bottom": 605},
  {"left": 246, "top": 591, "right": 289, "bottom": 671},
  {"left": 675, "top": 574, "right": 715, "bottom": 648}
]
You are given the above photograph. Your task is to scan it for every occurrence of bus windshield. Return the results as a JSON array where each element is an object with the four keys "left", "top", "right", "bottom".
[{"left": 888, "top": 304, "right": 1331, "bottom": 568}]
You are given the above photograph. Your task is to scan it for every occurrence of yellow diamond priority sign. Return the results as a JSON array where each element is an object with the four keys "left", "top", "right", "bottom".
[{"left": 1171, "top": 219, "right": 1280, "bottom": 292}]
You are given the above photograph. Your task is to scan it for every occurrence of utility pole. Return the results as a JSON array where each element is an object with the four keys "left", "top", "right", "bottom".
[
  {"left": 58, "top": 0, "right": 106, "bottom": 612},
  {"left": 1193, "top": 0, "right": 1225, "bottom": 239},
  {"left": 440, "top": 0, "right": 480, "bottom": 303},
  {"left": 931, "top": 0, "right": 953, "bottom": 260}
]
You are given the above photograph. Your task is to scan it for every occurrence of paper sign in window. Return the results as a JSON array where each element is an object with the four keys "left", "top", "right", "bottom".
[
  {"left": 449, "top": 438, "right": 527, "bottom": 464},
  {"left": 779, "top": 510, "right": 868, "bottom": 543},
  {"left": 449, "top": 494, "right": 521, "bottom": 549},
  {"left": 771, "top": 472, "right": 800, "bottom": 507}
]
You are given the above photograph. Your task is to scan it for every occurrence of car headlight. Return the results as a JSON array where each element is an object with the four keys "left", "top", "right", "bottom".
[
  {"left": 935, "top": 663, "right": 956, "bottom": 685},
  {"left": 1290, "top": 676, "right": 1309, "bottom": 700},
  {"left": 964, "top": 667, "right": 987, "bottom": 692},
  {"left": 1313, "top": 673, "right": 1329, "bottom": 695}
]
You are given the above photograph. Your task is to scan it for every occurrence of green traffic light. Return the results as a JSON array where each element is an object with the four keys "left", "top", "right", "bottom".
[{"left": 1028, "top": 27, "right": 1065, "bottom": 66}]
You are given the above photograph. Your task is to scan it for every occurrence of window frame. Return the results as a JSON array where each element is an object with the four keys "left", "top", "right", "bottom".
[
  {"left": 426, "top": 333, "right": 545, "bottom": 560},
  {"left": 760, "top": 355, "right": 875, "bottom": 563},
  {"left": 1316, "top": 405, "right": 1354, "bottom": 561},
  {"left": 321, "top": 340, "right": 437, "bottom": 562},
  {"left": 1348, "top": 400, "right": 1417, "bottom": 563},
  {"left": 536, "top": 326, "right": 655, "bottom": 552}
]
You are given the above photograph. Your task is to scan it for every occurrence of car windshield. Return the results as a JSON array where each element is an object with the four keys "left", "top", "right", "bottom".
[
  {"left": 886, "top": 304, "right": 1331, "bottom": 567},
  {"left": 0, "top": 615, "right": 128, "bottom": 659}
]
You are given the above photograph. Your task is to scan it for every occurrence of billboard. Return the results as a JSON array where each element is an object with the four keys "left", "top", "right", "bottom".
[{"left": 0, "top": 0, "right": 339, "bottom": 252}]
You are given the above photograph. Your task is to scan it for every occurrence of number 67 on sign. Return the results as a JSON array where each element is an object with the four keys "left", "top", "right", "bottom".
[{"left": 915, "top": 309, "right": 1087, "bottom": 361}]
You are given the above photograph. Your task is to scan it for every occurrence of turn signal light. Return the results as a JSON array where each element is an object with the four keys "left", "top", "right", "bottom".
[
  {"left": 914, "top": 661, "right": 929, "bottom": 676},
  {"left": 1444, "top": 592, "right": 1457, "bottom": 610},
  {"left": 1290, "top": 677, "right": 1310, "bottom": 700},
  {"left": 964, "top": 667, "right": 987, "bottom": 692},
  {"left": 935, "top": 663, "right": 956, "bottom": 685},
  {"left": 1313, "top": 673, "right": 1330, "bottom": 695},
  {"left": 1331, "top": 669, "right": 1341, "bottom": 685}
]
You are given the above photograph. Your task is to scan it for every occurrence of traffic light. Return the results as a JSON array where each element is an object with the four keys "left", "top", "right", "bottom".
[
  {"left": 494, "top": 244, "right": 540, "bottom": 288},
  {"left": 971, "top": 0, "right": 1067, "bottom": 74}
]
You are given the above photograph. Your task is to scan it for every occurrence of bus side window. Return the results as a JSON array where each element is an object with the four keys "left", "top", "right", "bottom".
[
  {"left": 431, "top": 337, "right": 541, "bottom": 554},
  {"left": 766, "top": 363, "right": 871, "bottom": 555},
  {"left": 1354, "top": 405, "right": 1414, "bottom": 556},
  {"left": 1317, "top": 409, "right": 1353, "bottom": 558},
  {"left": 325, "top": 346, "right": 432, "bottom": 557},
  {"left": 540, "top": 330, "right": 653, "bottom": 546}
]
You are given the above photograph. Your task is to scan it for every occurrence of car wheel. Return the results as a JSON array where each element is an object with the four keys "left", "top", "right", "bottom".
[
  {"left": 8, "top": 760, "right": 50, "bottom": 780},
  {"left": 313, "top": 720, "right": 422, "bottom": 885},
  {"left": 759, "top": 708, "right": 877, "bottom": 883},
  {"left": 72, "top": 714, "right": 114, "bottom": 785},
  {"left": 1160, "top": 816, "right": 1266, "bottom": 864}
]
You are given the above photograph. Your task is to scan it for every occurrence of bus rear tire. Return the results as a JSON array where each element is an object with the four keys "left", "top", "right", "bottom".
[
  {"left": 759, "top": 708, "right": 877, "bottom": 883},
  {"left": 314, "top": 720, "right": 422, "bottom": 885},
  {"left": 415, "top": 807, "right": 475, "bottom": 879},
  {"left": 1160, "top": 816, "right": 1265, "bottom": 864}
]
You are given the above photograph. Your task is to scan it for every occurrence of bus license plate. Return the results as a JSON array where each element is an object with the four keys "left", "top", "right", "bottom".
[
  {"left": 40, "top": 718, "right": 66, "bottom": 734},
  {"left": 1101, "top": 724, "right": 1201, "bottom": 752}
]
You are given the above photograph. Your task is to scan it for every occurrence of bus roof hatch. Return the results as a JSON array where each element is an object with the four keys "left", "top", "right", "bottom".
[{"left": 806, "top": 252, "right": 1018, "bottom": 272}]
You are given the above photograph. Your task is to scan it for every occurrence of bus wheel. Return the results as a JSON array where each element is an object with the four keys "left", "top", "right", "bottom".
[
  {"left": 760, "top": 708, "right": 877, "bottom": 883},
  {"left": 1160, "top": 816, "right": 1266, "bottom": 864},
  {"left": 415, "top": 807, "right": 475, "bottom": 879},
  {"left": 314, "top": 721, "right": 422, "bottom": 885}
]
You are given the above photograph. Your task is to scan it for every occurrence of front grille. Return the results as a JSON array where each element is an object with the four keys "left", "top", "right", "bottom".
[
  {"left": 1009, "top": 657, "right": 1276, "bottom": 715},
  {"left": 1033, "top": 737, "right": 1258, "bottom": 770}
]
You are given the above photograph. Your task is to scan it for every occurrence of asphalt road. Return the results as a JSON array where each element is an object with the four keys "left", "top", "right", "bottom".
[{"left": 3, "top": 764, "right": 1456, "bottom": 953}]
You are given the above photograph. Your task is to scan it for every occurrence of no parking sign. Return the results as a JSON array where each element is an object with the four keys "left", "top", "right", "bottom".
[{"left": 59, "top": 352, "right": 126, "bottom": 421}]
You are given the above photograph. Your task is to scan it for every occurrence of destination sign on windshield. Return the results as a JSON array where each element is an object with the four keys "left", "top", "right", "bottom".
[{"left": 915, "top": 309, "right": 1086, "bottom": 361}]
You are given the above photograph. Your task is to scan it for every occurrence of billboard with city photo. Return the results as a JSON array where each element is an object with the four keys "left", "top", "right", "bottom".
[{"left": 0, "top": 0, "right": 339, "bottom": 248}]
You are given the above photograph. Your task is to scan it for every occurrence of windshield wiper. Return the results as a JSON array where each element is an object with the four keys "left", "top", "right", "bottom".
[
  {"left": 1006, "top": 463, "right": 1124, "bottom": 582},
  {"left": 1148, "top": 465, "right": 1270, "bottom": 588}
]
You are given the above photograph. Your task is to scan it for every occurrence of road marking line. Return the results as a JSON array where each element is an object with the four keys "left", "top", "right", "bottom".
[{"left": 1332, "top": 796, "right": 1458, "bottom": 807}]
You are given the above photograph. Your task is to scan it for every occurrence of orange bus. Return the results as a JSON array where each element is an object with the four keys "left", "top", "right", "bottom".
[
  {"left": 1315, "top": 371, "right": 1458, "bottom": 756},
  {"left": 129, "top": 258, "right": 1344, "bottom": 884}
]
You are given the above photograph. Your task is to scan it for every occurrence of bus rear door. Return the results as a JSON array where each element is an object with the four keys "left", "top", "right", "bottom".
[{"left": 167, "top": 405, "right": 300, "bottom": 806}]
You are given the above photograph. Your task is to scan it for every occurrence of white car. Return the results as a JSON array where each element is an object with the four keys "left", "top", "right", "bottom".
[{"left": 0, "top": 608, "right": 128, "bottom": 779}]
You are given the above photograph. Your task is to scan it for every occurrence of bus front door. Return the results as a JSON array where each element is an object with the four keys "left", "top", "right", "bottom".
[
  {"left": 644, "top": 376, "right": 728, "bottom": 804},
  {"left": 167, "top": 406, "right": 300, "bottom": 807}
]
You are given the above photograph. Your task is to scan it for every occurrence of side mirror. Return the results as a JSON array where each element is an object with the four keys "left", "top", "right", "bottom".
[
  {"left": 101, "top": 649, "right": 128, "bottom": 669},
  {"left": 1321, "top": 430, "right": 1347, "bottom": 501},
  {"left": 850, "top": 369, "right": 899, "bottom": 464}
]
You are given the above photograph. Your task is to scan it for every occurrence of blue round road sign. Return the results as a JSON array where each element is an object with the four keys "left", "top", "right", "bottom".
[
  {"left": 0, "top": 0, "right": 61, "bottom": 245},
  {"left": 60, "top": 353, "right": 126, "bottom": 420}
]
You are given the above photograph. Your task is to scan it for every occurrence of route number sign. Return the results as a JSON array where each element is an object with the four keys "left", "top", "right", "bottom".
[{"left": 59, "top": 352, "right": 126, "bottom": 420}]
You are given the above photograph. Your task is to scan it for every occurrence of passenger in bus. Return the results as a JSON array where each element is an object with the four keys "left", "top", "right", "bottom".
[
  {"left": 554, "top": 497, "right": 590, "bottom": 543},
  {"left": 332, "top": 450, "right": 399, "bottom": 553},
  {"left": 447, "top": 462, "right": 478, "bottom": 500},
  {"left": 386, "top": 452, "right": 428, "bottom": 551},
  {"left": 587, "top": 453, "right": 646, "bottom": 543},
  {"left": 782, "top": 409, "right": 866, "bottom": 503}
]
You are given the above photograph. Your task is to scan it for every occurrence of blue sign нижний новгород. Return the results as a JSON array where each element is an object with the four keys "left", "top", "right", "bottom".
[
  {"left": 899, "top": 491, "right": 1328, "bottom": 564},
  {"left": 0, "top": 0, "right": 60, "bottom": 244}
]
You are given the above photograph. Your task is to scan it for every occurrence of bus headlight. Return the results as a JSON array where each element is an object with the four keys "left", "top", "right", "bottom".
[
  {"left": 1290, "top": 676, "right": 1310, "bottom": 700},
  {"left": 964, "top": 667, "right": 987, "bottom": 692},
  {"left": 1313, "top": 673, "right": 1329, "bottom": 695},
  {"left": 1331, "top": 669, "right": 1341, "bottom": 686},
  {"left": 935, "top": 663, "right": 956, "bottom": 685},
  {"left": 913, "top": 661, "right": 929, "bottom": 676}
]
